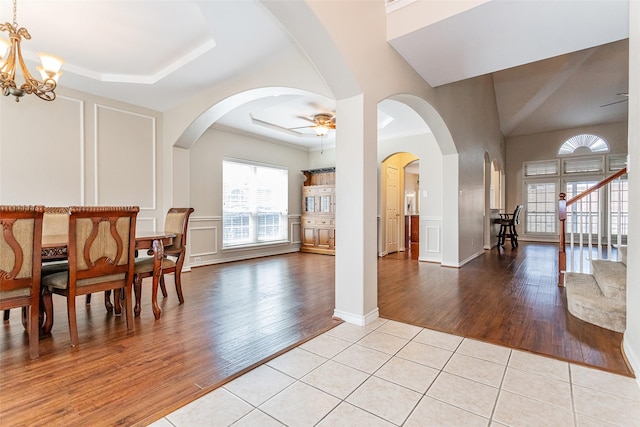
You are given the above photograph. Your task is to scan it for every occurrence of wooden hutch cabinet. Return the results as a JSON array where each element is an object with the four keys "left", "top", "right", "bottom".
[{"left": 301, "top": 167, "right": 335, "bottom": 255}]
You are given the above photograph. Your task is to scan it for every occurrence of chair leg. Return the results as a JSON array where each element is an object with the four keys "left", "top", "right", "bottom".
[
  {"left": 113, "top": 289, "right": 122, "bottom": 316},
  {"left": 174, "top": 272, "right": 184, "bottom": 305},
  {"left": 133, "top": 275, "right": 142, "bottom": 317},
  {"left": 41, "top": 290, "right": 54, "bottom": 336},
  {"left": 151, "top": 268, "right": 162, "bottom": 320},
  {"left": 104, "top": 290, "right": 114, "bottom": 312},
  {"left": 159, "top": 274, "right": 168, "bottom": 298},
  {"left": 67, "top": 295, "right": 79, "bottom": 347},
  {"left": 498, "top": 224, "right": 506, "bottom": 248},
  {"left": 85, "top": 294, "right": 91, "bottom": 305},
  {"left": 123, "top": 285, "right": 134, "bottom": 331},
  {"left": 21, "top": 307, "right": 28, "bottom": 329},
  {"left": 28, "top": 305, "right": 39, "bottom": 359},
  {"left": 3, "top": 310, "right": 9, "bottom": 321},
  {"left": 509, "top": 224, "right": 517, "bottom": 248},
  {"left": 174, "top": 260, "right": 185, "bottom": 305}
]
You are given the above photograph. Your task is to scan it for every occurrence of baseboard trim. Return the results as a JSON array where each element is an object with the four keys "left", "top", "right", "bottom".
[
  {"left": 441, "top": 249, "right": 485, "bottom": 268},
  {"left": 333, "top": 307, "right": 379, "bottom": 326},
  {"left": 623, "top": 334, "right": 639, "bottom": 383}
]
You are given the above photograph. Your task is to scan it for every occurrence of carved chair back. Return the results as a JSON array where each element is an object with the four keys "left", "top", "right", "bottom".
[{"left": 0, "top": 205, "right": 44, "bottom": 359}]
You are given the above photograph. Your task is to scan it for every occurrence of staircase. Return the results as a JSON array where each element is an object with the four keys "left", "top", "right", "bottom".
[{"left": 565, "top": 246, "right": 626, "bottom": 332}]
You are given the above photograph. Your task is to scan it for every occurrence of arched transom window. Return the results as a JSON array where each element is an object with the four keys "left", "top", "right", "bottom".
[{"left": 559, "top": 134, "right": 609, "bottom": 155}]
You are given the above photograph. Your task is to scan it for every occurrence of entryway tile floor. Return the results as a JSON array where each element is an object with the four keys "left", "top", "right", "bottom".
[{"left": 148, "top": 318, "right": 640, "bottom": 426}]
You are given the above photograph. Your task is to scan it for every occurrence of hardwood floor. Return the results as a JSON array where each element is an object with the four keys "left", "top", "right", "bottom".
[
  {"left": 379, "top": 242, "right": 631, "bottom": 377},
  {"left": 0, "top": 243, "right": 631, "bottom": 426},
  {"left": 0, "top": 253, "right": 340, "bottom": 426}
]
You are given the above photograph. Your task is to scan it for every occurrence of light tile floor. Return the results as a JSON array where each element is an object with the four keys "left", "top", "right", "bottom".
[{"left": 148, "top": 318, "right": 640, "bottom": 427}]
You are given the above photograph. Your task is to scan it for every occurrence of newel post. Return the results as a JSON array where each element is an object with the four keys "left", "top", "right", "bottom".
[{"left": 558, "top": 193, "right": 567, "bottom": 287}]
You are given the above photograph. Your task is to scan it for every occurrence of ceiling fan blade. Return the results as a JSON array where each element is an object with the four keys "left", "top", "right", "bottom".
[
  {"left": 600, "top": 99, "right": 629, "bottom": 107},
  {"left": 289, "top": 125, "right": 313, "bottom": 130},
  {"left": 297, "top": 115, "right": 318, "bottom": 124},
  {"left": 250, "top": 116, "right": 312, "bottom": 136}
]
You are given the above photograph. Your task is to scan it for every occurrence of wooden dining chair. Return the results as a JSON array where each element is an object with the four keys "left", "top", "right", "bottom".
[
  {"left": 41, "top": 206, "right": 139, "bottom": 346},
  {"left": 3, "top": 206, "right": 69, "bottom": 322},
  {"left": 0, "top": 205, "right": 45, "bottom": 359},
  {"left": 133, "top": 207, "right": 194, "bottom": 317}
]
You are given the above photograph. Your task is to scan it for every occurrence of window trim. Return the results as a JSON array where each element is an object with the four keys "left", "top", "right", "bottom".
[
  {"left": 558, "top": 134, "right": 609, "bottom": 155},
  {"left": 523, "top": 178, "right": 560, "bottom": 236},
  {"left": 522, "top": 159, "right": 560, "bottom": 178},
  {"left": 561, "top": 155, "right": 605, "bottom": 175},
  {"left": 222, "top": 157, "right": 289, "bottom": 249}
]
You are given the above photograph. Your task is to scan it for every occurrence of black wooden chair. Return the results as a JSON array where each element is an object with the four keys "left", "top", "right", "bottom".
[{"left": 497, "top": 205, "right": 523, "bottom": 248}]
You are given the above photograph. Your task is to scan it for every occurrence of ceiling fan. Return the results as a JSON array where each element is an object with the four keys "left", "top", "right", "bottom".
[
  {"left": 600, "top": 93, "right": 629, "bottom": 107},
  {"left": 289, "top": 113, "right": 336, "bottom": 136}
]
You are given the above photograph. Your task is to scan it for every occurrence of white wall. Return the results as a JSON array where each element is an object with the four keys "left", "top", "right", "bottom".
[
  {"left": 187, "top": 127, "right": 310, "bottom": 266},
  {"left": 505, "top": 121, "right": 628, "bottom": 242},
  {"left": 0, "top": 87, "right": 166, "bottom": 231}
]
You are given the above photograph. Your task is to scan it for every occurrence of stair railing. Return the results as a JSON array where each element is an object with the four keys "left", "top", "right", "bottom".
[{"left": 558, "top": 167, "right": 627, "bottom": 286}]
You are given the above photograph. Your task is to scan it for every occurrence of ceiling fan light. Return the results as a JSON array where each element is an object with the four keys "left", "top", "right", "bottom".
[{"left": 315, "top": 125, "right": 329, "bottom": 136}]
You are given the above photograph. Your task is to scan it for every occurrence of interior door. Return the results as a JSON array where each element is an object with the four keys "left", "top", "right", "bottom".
[{"left": 386, "top": 164, "right": 400, "bottom": 254}]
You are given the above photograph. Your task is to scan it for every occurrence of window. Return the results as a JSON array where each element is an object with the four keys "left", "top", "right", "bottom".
[
  {"left": 609, "top": 178, "right": 628, "bottom": 238},
  {"left": 223, "top": 159, "right": 288, "bottom": 247},
  {"left": 565, "top": 180, "right": 600, "bottom": 235},
  {"left": 525, "top": 181, "right": 557, "bottom": 233},
  {"left": 558, "top": 134, "right": 609, "bottom": 155}
]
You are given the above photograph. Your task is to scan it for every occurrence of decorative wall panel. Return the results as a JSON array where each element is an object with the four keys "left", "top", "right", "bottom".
[
  {"left": 0, "top": 95, "right": 84, "bottom": 205},
  {"left": 95, "top": 105, "right": 156, "bottom": 209}
]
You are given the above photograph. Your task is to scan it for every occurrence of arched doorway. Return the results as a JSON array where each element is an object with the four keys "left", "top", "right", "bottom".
[{"left": 377, "top": 98, "right": 448, "bottom": 264}]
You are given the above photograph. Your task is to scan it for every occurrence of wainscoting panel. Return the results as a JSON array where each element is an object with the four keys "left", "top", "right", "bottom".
[
  {"left": 419, "top": 216, "right": 443, "bottom": 263},
  {"left": 136, "top": 217, "right": 157, "bottom": 232},
  {"left": 188, "top": 215, "right": 301, "bottom": 266},
  {"left": 94, "top": 105, "right": 156, "bottom": 209},
  {"left": 0, "top": 95, "right": 84, "bottom": 205}
]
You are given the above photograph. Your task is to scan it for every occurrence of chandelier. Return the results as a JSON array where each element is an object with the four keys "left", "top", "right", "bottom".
[{"left": 0, "top": 0, "right": 63, "bottom": 102}]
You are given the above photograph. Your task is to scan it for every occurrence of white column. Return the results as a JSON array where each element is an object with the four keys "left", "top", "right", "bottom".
[
  {"left": 623, "top": 0, "right": 640, "bottom": 379},
  {"left": 333, "top": 94, "right": 379, "bottom": 325}
]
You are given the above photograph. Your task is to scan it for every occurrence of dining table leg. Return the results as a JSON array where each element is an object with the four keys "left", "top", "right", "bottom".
[{"left": 150, "top": 238, "right": 164, "bottom": 320}]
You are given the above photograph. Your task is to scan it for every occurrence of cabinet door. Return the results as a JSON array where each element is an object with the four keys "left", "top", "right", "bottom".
[
  {"left": 317, "top": 227, "right": 332, "bottom": 249},
  {"left": 303, "top": 187, "right": 317, "bottom": 213},
  {"left": 302, "top": 225, "right": 316, "bottom": 247},
  {"left": 317, "top": 186, "right": 334, "bottom": 214}
]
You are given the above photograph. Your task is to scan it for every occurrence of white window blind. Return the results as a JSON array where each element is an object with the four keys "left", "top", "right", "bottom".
[
  {"left": 223, "top": 160, "right": 288, "bottom": 247},
  {"left": 525, "top": 181, "right": 557, "bottom": 233},
  {"left": 524, "top": 161, "right": 559, "bottom": 177},
  {"left": 563, "top": 157, "right": 603, "bottom": 174},
  {"left": 608, "top": 155, "right": 627, "bottom": 172}
]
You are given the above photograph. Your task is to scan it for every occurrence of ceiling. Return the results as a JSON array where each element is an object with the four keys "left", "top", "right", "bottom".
[{"left": 0, "top": 0, "right": 629, "bottom": 148}]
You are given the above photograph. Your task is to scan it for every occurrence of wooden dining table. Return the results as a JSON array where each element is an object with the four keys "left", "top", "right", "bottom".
[{"left": 41, "top": 230, "right": 175, "bottom": 320}]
